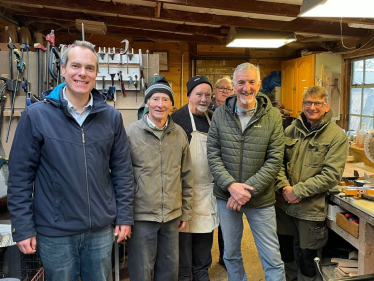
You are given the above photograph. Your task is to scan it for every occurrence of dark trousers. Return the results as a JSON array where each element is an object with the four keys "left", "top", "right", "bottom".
[
  {"left": 217, "top": 225, "right": 224, "bottom": 259},
  {"left": 128, "top": 219, "right": 179, "bottom": 281},
  {"left": 178, "top": 231, "right": 214, "bottom": 281}
]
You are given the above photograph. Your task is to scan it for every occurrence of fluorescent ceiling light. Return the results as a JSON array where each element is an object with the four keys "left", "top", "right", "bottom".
[
  {"left": 226, "top": 27, "right": 296, "bottom": 48},
  {"left": 299, "top": 0, "right": 374, "bottom": 18}
]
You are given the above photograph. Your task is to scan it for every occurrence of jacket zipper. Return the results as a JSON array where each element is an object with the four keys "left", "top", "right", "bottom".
[
  {"left": 236, "top": 114, "right": 263, "bottom": 183},
  {"left": 159, "top": 139, "right": 164, "bottom": 221},
  {"left": 81, "top": 127, "right": 92, "bottom": 229}
]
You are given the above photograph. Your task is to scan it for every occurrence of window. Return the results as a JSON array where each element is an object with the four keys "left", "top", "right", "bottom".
[{"left": 350, "top": 57, "right": 374, "bottom": 131}]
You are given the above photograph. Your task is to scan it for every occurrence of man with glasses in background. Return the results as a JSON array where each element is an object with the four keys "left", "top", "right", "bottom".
[
  {"left": 275, "top": 86, "right": 348, "bottom": 281},
  {"left": 209, "top": 77, "right": 233, "bottom": 111}
]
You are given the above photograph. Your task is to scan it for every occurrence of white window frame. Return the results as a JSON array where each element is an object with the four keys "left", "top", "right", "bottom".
[{"left": 350, "top": 56, "right": 374, "bottom": 131}]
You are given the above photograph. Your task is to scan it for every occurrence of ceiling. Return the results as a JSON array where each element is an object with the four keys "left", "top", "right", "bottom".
[{"left": 0, "top": 0, "right": 374, "bottom": 55}]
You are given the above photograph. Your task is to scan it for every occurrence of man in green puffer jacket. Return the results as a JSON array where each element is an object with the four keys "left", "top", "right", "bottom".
[
  {"left": 275, "top": 86, "right": 348, "bottom": 281},
  {"left": 207, "top": 62, "right": 286, "bottom": 281}
]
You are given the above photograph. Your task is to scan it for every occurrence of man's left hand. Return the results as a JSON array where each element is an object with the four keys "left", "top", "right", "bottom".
[
  {"left": 115, "top": 225, "right": 131, "bottom": 242},
  {"left": 178, "top": 221, "right": 186, "bottom": 230},
  {"left": 282, "top": 186, "right": 299, "bottom": 203},
  {"left": 227, "top": 197, "right": 243, "bottom": 211}
]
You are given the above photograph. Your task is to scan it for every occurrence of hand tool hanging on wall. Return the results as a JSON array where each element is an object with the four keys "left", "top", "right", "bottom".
[
  {"left": 6, "top": 47, "right": 25, "bottom": 142},
  {"left": 34, "top": 43, "right": 46, "bottom": 99},
  {"left": 45, "top": 30, "right": 55, "bottom": 90},
  {"left": 101, "top": 76, "right": 109, "bottom": 99},
  {"left": 107, "top": 48, "right": 110, "bottom": 74},
  {"left": 49, "top": 46, "right": 61, "bottom": 86},
  {"left": 117, "top": 71, "right": 126, "bottom": 97},
  {"left": 108, "top": 74, "right": 116, "bottom": 103},
  {"left": 98, "top": 47, "right": 106, "bottom": 60},
  {"left": 134, "top": 74, "right": 138, "bottom": 102},
  {"left": 118, "top": 39, "right": 129, "bottom": 67},
  {"left": 146, "top": 50, "right": 149, "bottom": 85},
  {"left": 21, "top": 44, "right": 32, "bottom": 106},
  {"left": 139, "top": 49, "right": 147, "bottom": 97},
  {"left": 0, "top": 85, "right": 7, "bottom": 139},
  {"left": 128, "top": 76, "right": 133, "bottom": 93}
]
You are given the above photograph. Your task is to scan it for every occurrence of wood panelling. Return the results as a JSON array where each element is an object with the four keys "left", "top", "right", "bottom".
[{"left": 196, "top": 59, "right": 282, "bottom": 87}]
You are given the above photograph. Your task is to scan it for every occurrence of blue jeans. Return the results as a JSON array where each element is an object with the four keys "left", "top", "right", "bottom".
[
  {"left": 217, "top": 199, "right": 285, "bottom": 281},
  {"left": 127, "top": 219, "right": 179, "bottom": 281},
  {"left": 37, "top": 225, "right": 113, "bottom": 281}
]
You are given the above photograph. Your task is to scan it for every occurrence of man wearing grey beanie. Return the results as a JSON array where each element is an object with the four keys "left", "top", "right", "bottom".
[
  {"left": 172, "top": 75, "right": 219, "bottom": 281},
  {"left": 126, "top": 75, "right": 194, "bottom": 281}
]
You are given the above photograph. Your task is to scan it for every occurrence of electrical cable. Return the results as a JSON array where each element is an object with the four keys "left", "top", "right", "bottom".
[{"left": 340, "top": 18, "right": 356, "bottom": 50}]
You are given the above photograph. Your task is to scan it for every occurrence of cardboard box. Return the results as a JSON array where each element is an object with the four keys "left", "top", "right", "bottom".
[
  {"left": 327, "top": 204, "right": 346, "bottom": 221},
  {"left": 336, "top": 213, "right": 359, "bottom": 238}
]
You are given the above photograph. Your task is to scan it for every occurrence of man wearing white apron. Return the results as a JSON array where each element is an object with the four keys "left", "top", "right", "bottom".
[{"left": 172, "top": 76, "right": 219, "bottom": 281}]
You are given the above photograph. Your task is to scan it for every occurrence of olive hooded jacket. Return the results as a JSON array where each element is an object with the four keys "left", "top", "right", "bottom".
[{"left": 275, "top": 110, "right": 348, "bottom": 221}]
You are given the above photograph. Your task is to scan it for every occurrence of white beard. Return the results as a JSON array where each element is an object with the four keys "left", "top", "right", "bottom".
[
  {"left": 197, "top": 105, "right": 208, "bottom": 112},
  {"left": 239, "top": 93, "right": 254, "bottom": 105}
]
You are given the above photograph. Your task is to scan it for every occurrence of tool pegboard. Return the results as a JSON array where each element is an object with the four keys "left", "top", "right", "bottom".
[{"left": 95, "top": 48, "right": 159, "bottom": 109}]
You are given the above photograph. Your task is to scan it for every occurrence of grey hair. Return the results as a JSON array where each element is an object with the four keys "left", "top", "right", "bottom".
[
  {"left": 60, "top": 40, "right": 99, "bottom": 71},
  {"left": 233, "top": 63, "right": 261, "bottom": 83},
  {"left": 215, "top": 76, "right": 232, "bottom": 87},
  {"left": 303, "top": 86, "right": 329, "bottom": 102}
]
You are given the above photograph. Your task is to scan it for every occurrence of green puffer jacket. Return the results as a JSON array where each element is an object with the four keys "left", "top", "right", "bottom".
[
  {"left": 207, "top": 94, "right": 284, "bottom": 208},
  {"left": 275, "top": 110, "right": 348, "bottom": 221},
  {"left": 125, "top": 115, "right": 194, "bottom": 223}
]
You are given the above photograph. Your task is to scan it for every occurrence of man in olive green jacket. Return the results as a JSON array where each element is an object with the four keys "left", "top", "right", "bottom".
[
  {"left": 207, "top": 63, "right": 286, "bottom": 281},
  {"left": 125, "top": 75, "right": 194, "bottom": 281},
  {"left": 276, "top": 86, "right": 348, "bottom": 281}
]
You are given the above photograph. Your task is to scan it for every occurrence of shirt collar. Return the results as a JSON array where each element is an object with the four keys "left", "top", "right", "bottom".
[
  {"left": 235, "top": 101, "right": 257, "bottom": 116},
  {"left": 146, "top": 114, "right": 168, "bottom": 130},
  {"left": 63, "top": 87, "right": 93, "bottom": 113}
]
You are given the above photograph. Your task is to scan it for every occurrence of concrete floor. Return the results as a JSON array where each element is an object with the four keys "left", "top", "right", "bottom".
[{"left": 118, "top": 217, "right": 265, "bottom": 281}]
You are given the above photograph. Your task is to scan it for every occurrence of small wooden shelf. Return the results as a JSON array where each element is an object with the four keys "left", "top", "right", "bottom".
[
  {"left": 327, "top": 219, "right": 359, "bottom": 248},
  {"left": 2, "top": 110, "right": 22, "bottom": 117}
]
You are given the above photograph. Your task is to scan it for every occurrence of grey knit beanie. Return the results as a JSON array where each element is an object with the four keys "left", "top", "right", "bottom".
[{"left": 144, "top": 74, "right": 174, "bottom": 105}]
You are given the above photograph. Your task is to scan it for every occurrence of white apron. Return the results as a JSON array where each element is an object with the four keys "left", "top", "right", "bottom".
[{"left": 180, "top": 106, "right": 219, "bottom": 233}]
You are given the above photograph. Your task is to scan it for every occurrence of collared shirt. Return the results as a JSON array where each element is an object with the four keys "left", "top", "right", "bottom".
[
  {"left": 63, "top": 87, "right": 93, "bottom": 126},
  {"left": 236, "top": 101, "right": 257, "bottom": 133},
  {"left": 146, "top": 114, "right": 168, "bottom": 139}
]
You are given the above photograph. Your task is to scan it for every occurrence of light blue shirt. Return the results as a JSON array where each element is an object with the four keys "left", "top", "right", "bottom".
[{"left": 63, "top": 87, "right": 93, "bottom": 126}]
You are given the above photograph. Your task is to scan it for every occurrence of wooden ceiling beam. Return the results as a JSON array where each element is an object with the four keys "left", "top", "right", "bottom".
[
  {"left": 10, "top": 7, "right": 225, "bottom": 38},
  {"left": 0, "top": 0, "right": 370, "bottom": 39},
  {"left": 13, "top": 15, "right": 225, "bottom": 45},
  {"left": 145, "top": 0, "right": 300, "bottom": 17}
]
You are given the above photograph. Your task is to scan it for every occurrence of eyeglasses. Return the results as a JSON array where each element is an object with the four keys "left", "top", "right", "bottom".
[
  {"left": 302, "top": 101, "right": 327, "bottom": 108},
  {"left": 216, "top": 86, "right": 233, "bottom": 92}
]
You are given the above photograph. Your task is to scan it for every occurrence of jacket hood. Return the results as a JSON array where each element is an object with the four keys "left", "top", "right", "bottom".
[
  {"left": 45, "top": 83, "right": 107, "bottom": 113},
  {"left": 224, "top": 92, "right": 272, "bottom": 115},
  {"left": 297, "top": 109, "right": 333, "bottom": 132}
]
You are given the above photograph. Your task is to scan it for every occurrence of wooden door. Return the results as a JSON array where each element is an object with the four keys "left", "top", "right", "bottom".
[
  {"left": 281, "top": 59, "right": 296, "bottom": 116},
  {"left": 295, "top": 55, "right": 315, "bottom": 117}
]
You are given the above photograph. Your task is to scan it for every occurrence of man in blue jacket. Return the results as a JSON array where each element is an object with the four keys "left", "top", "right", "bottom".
[{"left": 7, "top": 41, "right": 134, "bottom": 281}]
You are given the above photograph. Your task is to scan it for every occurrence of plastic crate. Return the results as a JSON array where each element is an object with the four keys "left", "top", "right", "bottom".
[{"left": 0, "top": 245, "right": 43, "bottom": 280}]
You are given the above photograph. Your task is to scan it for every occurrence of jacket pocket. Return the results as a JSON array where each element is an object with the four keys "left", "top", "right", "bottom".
[
  {"left": 52, "top": 183, "right": 62, "bottom": 222},
  {"left": 304, "top": 141, "right": 329, "bottom": 168},
  {"left": 307, "top": 226, "right": 328, "bottom": 250},
  {"left": 285, "top": 138, "right": 298, "bottom": 161},
  {"left": 134, "top": 172, "right": 141, "bottom": 194}
]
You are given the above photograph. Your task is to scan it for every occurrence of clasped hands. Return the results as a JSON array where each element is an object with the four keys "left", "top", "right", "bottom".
[
  {"left": 282, "top": 185, "right": 301, "bottom": 204},
  {"left": 226, "top": 183, "right": 253, "bottom": 211}
]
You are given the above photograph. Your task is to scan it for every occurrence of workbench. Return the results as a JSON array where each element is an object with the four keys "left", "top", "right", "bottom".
[{"left": 327, "top": 194, "right": 374, "bottom": 275}]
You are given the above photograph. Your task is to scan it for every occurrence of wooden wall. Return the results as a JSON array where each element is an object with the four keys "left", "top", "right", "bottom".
[{"left": 195, "top": 45, "right": 287, "bottom": 86}]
